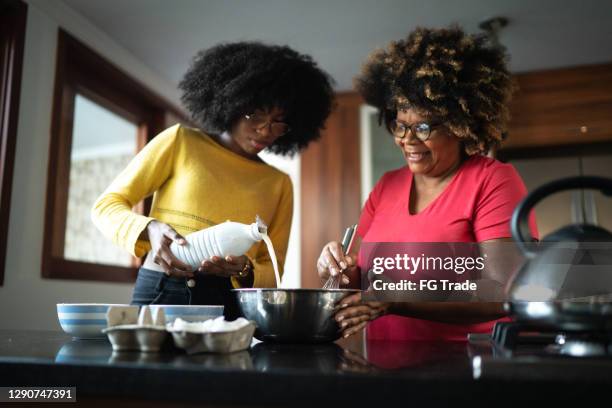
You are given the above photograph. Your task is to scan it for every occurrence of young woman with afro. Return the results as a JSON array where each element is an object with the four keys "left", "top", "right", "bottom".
[{"left": 92, "top": 42, "right": 334, "bottom": 317}]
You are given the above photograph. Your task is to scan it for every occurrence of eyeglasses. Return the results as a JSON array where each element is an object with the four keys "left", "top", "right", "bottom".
[
  {"left": 390, "top": 120, "right": 443, "bottom": 142},
  {"left": 244, "top": 113, "right": 290, "bottom": 137}
]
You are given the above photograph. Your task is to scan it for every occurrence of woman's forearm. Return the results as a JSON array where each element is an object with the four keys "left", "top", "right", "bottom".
[{"left": 387, "top": 302, "right": 506, "bottom": 325}]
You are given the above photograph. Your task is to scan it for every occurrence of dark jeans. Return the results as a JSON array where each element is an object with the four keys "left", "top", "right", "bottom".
[{"left": 131, "top": 268, "right": 241, "bottom": 320}]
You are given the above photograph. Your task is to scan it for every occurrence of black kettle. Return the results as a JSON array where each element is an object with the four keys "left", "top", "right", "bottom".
[{"left": 507, "top": 176, "right": 612, "bottom": 304}]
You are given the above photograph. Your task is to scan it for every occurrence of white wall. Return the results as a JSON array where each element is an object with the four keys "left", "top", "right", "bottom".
[
  {"left": 258, "top": 152, "right": 301, "bottom": 288},
  {"left": 0, "top": 1, "right": 182, "bottom": 330}
]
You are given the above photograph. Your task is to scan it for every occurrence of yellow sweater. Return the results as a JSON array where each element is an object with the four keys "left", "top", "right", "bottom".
[{"left": 91, "top": 124, "right": 293, "bottom": 288}]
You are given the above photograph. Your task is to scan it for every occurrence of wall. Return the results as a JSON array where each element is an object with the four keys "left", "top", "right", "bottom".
[{"left": 259, "top": 152, "right": 301, "bottom": 289}]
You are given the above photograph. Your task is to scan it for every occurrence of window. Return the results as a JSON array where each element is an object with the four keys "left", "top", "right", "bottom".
[
  {"left": 0, "top": 0, "right": 27, "bottom": 286},
  {"left": 43, "top": 29, "right": 189, "bottom": 283},
  {"left": 64, "top": 94, "right": 138, "bottom": 267}
]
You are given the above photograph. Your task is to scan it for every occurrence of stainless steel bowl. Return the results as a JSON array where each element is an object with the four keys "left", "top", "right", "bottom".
[{"left": 233, "top": 288, "right": 360, "bottom": 343}]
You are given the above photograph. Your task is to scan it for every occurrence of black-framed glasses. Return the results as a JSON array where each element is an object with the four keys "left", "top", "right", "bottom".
[
  {"left": 244, "top": 113, "right": 290, "bottom": 137},
  {"left": 390, "top": 120, "right": 443, "bottom": 142}
]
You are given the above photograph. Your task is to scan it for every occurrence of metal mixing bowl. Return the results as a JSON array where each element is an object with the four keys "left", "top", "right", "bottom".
[{"left": 233, "top": 288, "right": 360, "bottom": 343}]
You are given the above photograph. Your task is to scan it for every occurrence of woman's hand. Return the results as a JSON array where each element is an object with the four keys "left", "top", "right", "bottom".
[
  {"left": 317, "top": 241, "right": 355, "bottom": 285},
  {"left": 146, "top": 220, "right": 194, "bottom": 279},
  {"left": 335, "top": 292, "right": 390, "bottom": 338},
  {"left": 199, "top": 255, "right": 250, "bottom": 279}
]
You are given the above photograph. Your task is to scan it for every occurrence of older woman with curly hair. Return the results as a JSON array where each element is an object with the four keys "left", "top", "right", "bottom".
[
  {"left": 92, "top": 42, "right": 334, "bottom": 318},
  {"left": 318, "top": 26, "right": 537, "bottom": 340}
]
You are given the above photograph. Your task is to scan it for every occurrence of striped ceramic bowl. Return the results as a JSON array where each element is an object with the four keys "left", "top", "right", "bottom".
[
  {"left": 57, "top": 303, "right": 129, "bottom": 339},
  {"left": 149, "top": 305, "right": 224, "bottom": 324}
]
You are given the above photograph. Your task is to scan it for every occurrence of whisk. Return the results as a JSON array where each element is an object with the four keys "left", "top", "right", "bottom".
[{"left": 322, "top": 224, "right": 357, "bottom": 289}]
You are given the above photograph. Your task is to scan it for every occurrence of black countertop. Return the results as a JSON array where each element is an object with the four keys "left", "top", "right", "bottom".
[{"left": 0, "top": 330, "right": 609, "bottom": 406}]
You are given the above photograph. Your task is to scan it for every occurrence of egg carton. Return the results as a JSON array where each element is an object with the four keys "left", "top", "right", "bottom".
[
  {"left": 167, "top": 319, "right": 256, "bottom": 354},
  {"left": 102, "top": 305, "right": 169, "bottom": 352}
]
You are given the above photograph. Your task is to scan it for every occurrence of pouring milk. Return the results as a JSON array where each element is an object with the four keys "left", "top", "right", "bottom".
[{"left": 170, "top": 216, "right": 281, "bottom": 287}]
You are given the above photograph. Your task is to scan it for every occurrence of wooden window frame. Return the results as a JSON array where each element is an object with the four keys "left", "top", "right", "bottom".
[
  {"left": 43, "top": 29, "right": 188, "bottom": 283},
  {"left": 0, "top": 0, "right": 27, "bottom": 286}
]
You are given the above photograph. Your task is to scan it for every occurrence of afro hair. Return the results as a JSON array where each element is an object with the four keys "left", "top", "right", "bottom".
[
  {"left": 355, "top": 26, "right": 514, "bottom": 155},
  {"left": 179, "top": 41, "right": 335, "bottom": 156}
]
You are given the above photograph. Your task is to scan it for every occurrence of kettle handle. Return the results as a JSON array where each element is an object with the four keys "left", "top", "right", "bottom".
[{"left": 511, "top": 176, "right": 612, "bottom": 257}]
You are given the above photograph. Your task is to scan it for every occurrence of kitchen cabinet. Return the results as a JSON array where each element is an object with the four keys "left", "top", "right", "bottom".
[
  {"left": 504, "top": 62, "right": 612, "bottom": 150},
  {"left": 510, "top": 154, "right": 612, "bottom": 238},
  {"left": 583, "top": 155, "right": 612, "bottom": 230}
]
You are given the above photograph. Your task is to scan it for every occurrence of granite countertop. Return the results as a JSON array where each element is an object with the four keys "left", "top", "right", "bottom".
[{"left": 0, "top": 330, "right": 607, "bottom": 406}]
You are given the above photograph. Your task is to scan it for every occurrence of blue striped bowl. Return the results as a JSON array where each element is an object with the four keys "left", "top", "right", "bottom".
[
  {"left": 149, "top": 305, "right": 224, "bottom": 324},
  {"left": 57, "top": 303, "right": 129, "bottom": 339}
]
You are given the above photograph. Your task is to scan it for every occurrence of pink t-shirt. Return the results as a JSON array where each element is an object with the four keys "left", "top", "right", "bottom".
[{"left": 357, "top": 155, "right": 538, "bottom": 341}]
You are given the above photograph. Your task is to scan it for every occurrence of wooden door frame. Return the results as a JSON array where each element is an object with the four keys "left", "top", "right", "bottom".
[
  {"left": 0, "top": 0, "right": 27, "bottom": 286},
  {"left": 300, "top": 92, "right": 363, "bottom": 288}
]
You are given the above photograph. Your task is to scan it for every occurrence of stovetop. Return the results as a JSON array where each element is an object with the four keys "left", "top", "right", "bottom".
[{"left": 468, "top": 321, "right": 612, "bottom": 381}]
